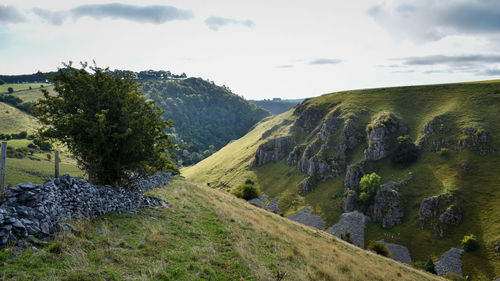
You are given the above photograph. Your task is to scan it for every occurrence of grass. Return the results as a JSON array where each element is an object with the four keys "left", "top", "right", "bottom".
[
  {"left": 0, "top": 180, "right": 441, "bottom": 280},
  {"left": 0, "top": 102, "right": 39, "bottom": 134},
  {"left": 0, "top": 83, "right": 51, "bottom": 94},
  {"left": 12, "top": 86, "right": 55, "bottom": 103},
  {"left": 184, "top": 80, "right": 500, "bottom": 280},
  {"left": 4, "top": 151, "right": 84, "bottom": 185}
]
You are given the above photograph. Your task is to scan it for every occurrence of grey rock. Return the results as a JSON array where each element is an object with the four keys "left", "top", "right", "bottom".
[
  {"left": 418, "top": 115, "right": 452, "bottom": 151},
  {"left": 434, "top": 248, "right": 464, "bottom": 276},
  {"left": 265, "top": 197, "right": 280, "bottom": 214},
  {"left": 377, "top": 240, "right": 412, "bottom": 264},
  {"left": 253, "top": 136, "right": 295, "bottom": 167},
  {"left": 367, "top": 181, "right": 403, "bottom": 228},
  {"left": 343, "top": 190, "right": 357, "bottom": 212},
  {"left": 287, "top": 206, "right": 325, "bottom": 230},
  {"left": 344, "top": 162, "right": 365, "bottom": 190},
  {"left": 364, "top": 113, "right": 407, "bottom": 161},
  {"left": 298, "top": 177, "right": 316, "bottom": 195},
  {"left": 248, "top": 194, "right": 269, "bottom": 208},
  {"left": 419, "top": 193, "right": 462, "bottom": 238},
  {"left": 327, "top": 211, "right": 366, "bottom": 247}
]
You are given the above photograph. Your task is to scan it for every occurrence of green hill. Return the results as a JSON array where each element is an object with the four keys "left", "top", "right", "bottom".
[
  {"left": 141, "top": 77, "right": 270, "bottom": 165},
  {"left": 184, "top": 80, "right": 500, "bottom": 280},
  {"left": 0, "top": 180, "right": 440, "bottom": 280},
  {"left": 249, "top": 98, "right": 303, "bottom": 115}
]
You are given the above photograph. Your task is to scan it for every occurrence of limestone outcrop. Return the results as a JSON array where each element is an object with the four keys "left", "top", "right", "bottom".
[
  {"left": 418, "top": 115, "right": 452, "bottom": 151},
  {"left": 367, "top": 181, "right": 404, "bottom": 228},
  {"left": 253, "top": 136, "right": 295, "bottom": 167},
  {"left": 364, "top": 113, "right": 408, "bottom": 161},
  {"left": 377, "top": 240, "right": 412, "bottom": 265},
  {"left": 344, "top": 161, "right": 365, "bottom": 190},
  {"left": 419, "top": 193, "right": 462, "bottom": 238}
]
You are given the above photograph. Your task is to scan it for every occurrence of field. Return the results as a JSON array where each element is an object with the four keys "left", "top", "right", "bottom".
[
  {"left": 184, "top": 80, "right": 500, "bottom": 280},
  {"left": 0, "top": 83, "right": 51, "bottom": 94},
  {"left": 0, "top": 102, "right": 39, "bottom": 134},
  {"left": 0, "top": 180, "right": 440, "bottom": 281}
]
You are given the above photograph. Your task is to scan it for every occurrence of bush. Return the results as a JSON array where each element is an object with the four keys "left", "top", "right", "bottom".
[
  {"left": 244, "top": 179, "right": 255, "bottom": 185},
  {"left": 232, "top": 184, "right": 260, "bottom": 200},
  {"left": 7, "top": 87, "right": 13, "bottom": 93},
  {"left": 391, "top": 135, "right": 418, "bottom": 165},
  {"left": 419, "top": 257, "right": 436, "bottom": 274},
  {"left": 358, "top": 173, "right": 381, "bottom": 211},
  {"left": 367, "top": 240, "right": 392, "bottom": 257},
  {"left": 461, "top": 234, "right": 479, "bottom": 251}
]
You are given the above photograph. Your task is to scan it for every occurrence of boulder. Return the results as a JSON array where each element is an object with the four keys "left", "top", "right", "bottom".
[
  {"left": 377, "top": 240, "right": 412, "bottom": 265},
  {"left": 248, "top": 194, "right": 269, "bottom": 208},
  {"left": 434, "top": 248, "right": 464, "bottom": 276},
  {"left": 287, "top": 206, "right": 325, "bottom": 230},
  {"left": 343, "top": 190, "right": 357, "bottom": 212},
  {"left": 367, "top": 181, "right": 403, "bottom": 228},
  {"left": 327, "top": 211, "right": 366, "bottom": 247},
  {"left": 265, "top": 197, "right": 280, "bottom": 215},
  {"left": 344, "top": 162, "right": 365, "bottom": 190}
]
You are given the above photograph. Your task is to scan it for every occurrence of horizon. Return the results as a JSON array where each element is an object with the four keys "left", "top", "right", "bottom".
[{"left": 1, "top": 0, "right": 500, "bottom": 99}]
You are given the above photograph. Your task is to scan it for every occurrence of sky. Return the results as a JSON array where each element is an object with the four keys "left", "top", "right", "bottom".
[{"left": 1, "top": 0, "right": 500, "bottom": 99}]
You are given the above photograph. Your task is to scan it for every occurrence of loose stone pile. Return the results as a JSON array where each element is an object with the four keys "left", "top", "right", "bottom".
[{"left": 0, "top": 172, "right": 172, "bottom": 246}]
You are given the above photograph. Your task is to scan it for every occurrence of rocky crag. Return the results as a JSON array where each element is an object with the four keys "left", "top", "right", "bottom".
[
  {"left": 0, "top": 172, "right": 172, "bottom": 247},
  {"left": 419, "top": 193, "right": 462, "bottom": 238}
]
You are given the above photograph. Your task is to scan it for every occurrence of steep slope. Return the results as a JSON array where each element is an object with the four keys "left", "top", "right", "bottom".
[
  {"left": 0, "top": 180, "right": 440, "bottom": 280},
  {"left": 141, "top": 78, "right": 270, "bottom": 165},
  {"left": 249, "top": 98, "right": 302, "bottom": 115},
  {"left": 184, "top": 80, "right": 500, "bottom": 280},
  {"left": 0, "top": 102, "right": 38, "bottom": 134}
]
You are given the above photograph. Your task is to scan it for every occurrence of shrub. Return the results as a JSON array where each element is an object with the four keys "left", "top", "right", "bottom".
[
  {"left": 461, "top": 234, "right": 479, "bottom": 251},
  {"left": 7, "top": 87, "right": 13, "bottom": 93},
  {"left": 391, "top": 135, "right": 418, "bottom": 165},
  {"left": 367, "top": 240, "right": 392, "bottom": 257},
  {"left": 232, "top": 184, "right": 260, "bottom": 200},
  {"left": 244, "top": 179, "right": 255, "bottom": 185},
  {"left": 358, "top": 173, "right": 381, "bottom": 211},
  {"left": 419, "top": 257, "right": 436, "bottom": 274}
]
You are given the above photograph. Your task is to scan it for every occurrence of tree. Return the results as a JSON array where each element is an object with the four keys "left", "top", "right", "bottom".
[
  {"left": 7, "top": 87, "right": 14, "bottom": 93},
  {"left": 358, "top": 172, "right": 381, "bottom": 210},
  {"left": 33, "top": 62, "right": 178, "bottom": 185},
  {"left": 0, "top": 79, "right": 4, "bottom": 85}
]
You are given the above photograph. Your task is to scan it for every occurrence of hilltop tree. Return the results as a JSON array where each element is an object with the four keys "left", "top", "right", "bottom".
[
  {"left": 7, "top": 87, "right": 14, "bottom": 93},
  {"left": 33, "top": 62, "right": 178, "bottom": 185}
]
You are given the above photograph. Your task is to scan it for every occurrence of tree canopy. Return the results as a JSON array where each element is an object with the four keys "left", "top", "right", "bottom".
[{"left": 33, "top": 63, "right": 178, "bottom": 185}]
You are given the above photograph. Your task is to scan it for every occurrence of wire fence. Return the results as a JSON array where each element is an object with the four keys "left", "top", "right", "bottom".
[{"left": 0, "top": 141, "right": 84, "bottom": 195}]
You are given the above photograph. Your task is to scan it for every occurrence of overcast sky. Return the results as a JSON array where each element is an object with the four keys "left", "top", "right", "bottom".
[{"left": 1, "top": 0, "right": 500, "bottom": 99}]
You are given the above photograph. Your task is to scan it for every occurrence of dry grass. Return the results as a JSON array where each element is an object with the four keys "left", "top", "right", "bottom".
[{"left": 184, "top": 181, "right": 442, "bottom": 281}]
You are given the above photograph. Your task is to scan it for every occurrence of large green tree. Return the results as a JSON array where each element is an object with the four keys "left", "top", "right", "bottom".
[{"left": 33, "top": 63, "right": 178, "bottom": 185}]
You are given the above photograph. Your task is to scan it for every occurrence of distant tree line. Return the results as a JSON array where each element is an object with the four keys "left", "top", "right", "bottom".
[
  {"left": 141, "top": 77, "right": 270, "bottom": 166},
  {"left": 0, "top": 72, "right": 57, "bottom": 83}
]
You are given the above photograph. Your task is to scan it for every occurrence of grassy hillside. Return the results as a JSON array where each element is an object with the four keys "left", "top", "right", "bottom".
[
  {"left": 0, "top": 180, "right": 440, "bottom": 280},
  {"left": 184, "top": 80, "right": 500, "bottom": 280},
  {"left": 0, "top": 102, "right": 39, "bottom": 134},
  {"left": 249, "top": 99, "right": 302, "bottom": 115}
]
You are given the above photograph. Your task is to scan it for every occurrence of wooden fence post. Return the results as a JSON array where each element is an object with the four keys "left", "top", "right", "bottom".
[
  {"left": 55, "top": 151, "right": 60, "bottom": 178},
  {"left": 0, "top": 142, "right": 6, "bottom": 193}
]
